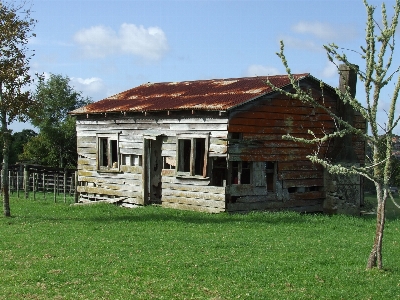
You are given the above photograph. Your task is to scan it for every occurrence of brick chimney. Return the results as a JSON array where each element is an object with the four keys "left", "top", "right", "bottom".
[{"left": 332, "top": 63, "right": 359, "bottom": 163}]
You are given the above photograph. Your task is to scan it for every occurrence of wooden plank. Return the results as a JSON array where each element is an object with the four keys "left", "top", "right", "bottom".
[
  {"left": 161, "top": 176, "right": 211, "bottom": 186},
  {"left": 229, "top": 154, "right": 317, "bottom": 162},
  {"left": 119, "top": 141, "right": 143, "bottom": 149},
  {"left": 77, "top": 186, "right": 142, "bottom": 197},
  {"left": 278, "top": 171, "right": 323, "bottom": 180},
  {"left": 78, "top": 168, "right": 142, "bottom": 178},
  {"left": 229, "top": 118, "right": 336, "bottom": 129},
  {"left": 231, "top": 111, "right": 334, "bottom": 121},
  {"left": 162, "top": 196, "right": 225, "bottom": 208},
  {"left": 288, "top": 191, "right": 324, "bottom": 200},
  {"left": 162, "top": 201, "right": 224, "bottom": 213},
  {"left": 162, "top": 182, "right": 225, "bottom": 194},
  {"left": 77, "top": 136, "right": 96, "bottom": 143},
  {"left": 120, "top": 148, "right": 143, "bottom": 155},
  {"left": 282, "top": 178, "right": 324, "bottom": 188},
  {"left": 78, "top": 157, "right": 96, "bottom": 166},
  {"left": 228, "top": 185, "right": 267, "bottom": 196},
  {"left": 157, "top": 118, "right": 228, "bottom": 124},
  {"left": 78, "top": 175, "right": 142, "bottom": 185},
  {"left": 228, "top": 124, "right": 335, "bottom": 135},
  {"left": 209, "top": 144, "right": 227, "bottom": 154},
  {"left": 120, "top": 165, "right": 143, "bottom": 173},
  {"left": 77, "top": 123, "right": 170, "bottom": 131},
  {"left": 278, "top": 161, "right": 322, "bottom": 171},
  {"left": 228, "top": 146, "right": 324, "bottom": 156},
  {"left": 169, "top": 123, "right": 227, "bottom": 131},
  {"left": 227, "top": 199, "right": 323, "bottom": 212},
  {"left": 162, "top": 189, "right": 225, "bottom": 201},
  {"left": 161, "top": 169, "right": 175, "bottom": 177}
]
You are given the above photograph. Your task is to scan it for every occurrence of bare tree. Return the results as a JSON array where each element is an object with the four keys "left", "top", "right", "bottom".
[
  {"left": 0, "top": 1, "right": 37, "bottom": 217},
  {"left": 269, "top": 0, "right": 400, "bottom": 269}
]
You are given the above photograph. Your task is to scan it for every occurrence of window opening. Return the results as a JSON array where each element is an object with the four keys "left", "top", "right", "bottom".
[
  {"left": 99, "top": 137, "right": 108, "bottom": 167},
  {"left": 162, "top": 156, "right": 176, "bottom": 169},
  {"left": 231, "top": 161, "right": 251, "bottom": 185},
  {"left": 241, "top": 162, "right": 251, "bottom": 184},
  {"left": 211, "top": 157, "right": 227, "bottom": 186},
  {"left": 231, "top": 132, "right": 242, "bottom": 140},
  {"left": 110, "top": 140, "right": 118, "bottom": 167},
  {"left": 231, "top": 161, "right": 239, "bottom": 184},
  {"left": 122, "top": 154, "right": 142, "bottom": 166},
  {"left": 266, "top": 162, "right": 275, "bottom": 192},
  {"left": 98, "top": 135, "right": 119, "bottom": 170},
  {"left": 177, "top": 136, "right": 208, "bottom": 177},
  {"left": 194, "top": 138, "right": 205, "bottom": 176}
]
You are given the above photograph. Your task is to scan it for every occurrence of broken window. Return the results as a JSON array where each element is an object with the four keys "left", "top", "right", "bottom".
[
  {"left": 162, "top": 156, "right": 176, "bottom": 169},
  {"left": 177, "top": 135, "right": 209, "bottom": 177},
  {"left": 231, "top": 161, "right": 252, "bottom": 184},
  {"left": 97, "top": 134, "right": 119, "bottom": 170}
]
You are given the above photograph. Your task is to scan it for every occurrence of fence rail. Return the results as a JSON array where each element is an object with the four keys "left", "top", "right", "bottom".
[{"left": 1, "top": 164, "right": 78, "bottom": 203}]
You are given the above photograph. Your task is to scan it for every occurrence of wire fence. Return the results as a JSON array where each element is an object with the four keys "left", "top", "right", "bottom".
[{"left": 1, "top": 164, "right": 78, "bottom": 203}]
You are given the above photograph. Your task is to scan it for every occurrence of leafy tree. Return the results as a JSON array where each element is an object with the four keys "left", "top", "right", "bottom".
[
  {"left": 0, "top": 1, "right": 36, "bottom": 217},
  {"left": 0, "top": 129, "right": 36, "bottom": 164},
  {"left": 9, "top": 129, "right": 36, "bottom": 164},
  {"left": 270, "top": 0, "right": 400, "bottom": 269},
  {"left": 21, "top": 74, "right": 92, "bottom": 168}
]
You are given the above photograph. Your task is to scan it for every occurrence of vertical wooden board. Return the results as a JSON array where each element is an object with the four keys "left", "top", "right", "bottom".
[{"left": 252, "top": 161, "right": 265, "bottom": 187}]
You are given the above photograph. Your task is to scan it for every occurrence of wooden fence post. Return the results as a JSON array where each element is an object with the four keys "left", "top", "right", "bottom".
[
  {"left": 63, "top": 169, "right": 67, "bottom": 203},
  {"left": 43, "top": 173, "right": 46, "bottom": 200},
  {"left": 24, "top": 166, "right": 29, "bottom": 199},
  {"left": 16, "top": 171, "right": 19, "bottom": 198},
  {"left": 8, "top": 171, "right": 11, "bottom": 195},
  {"left": 74, "top": 171, "right": 79, "bottom": 203},
  {"left": 33, "top": 172, "right": 36, "bottom": 200},
  {"left": 53, "top": 173, "right": 56, "bottom": 202}
]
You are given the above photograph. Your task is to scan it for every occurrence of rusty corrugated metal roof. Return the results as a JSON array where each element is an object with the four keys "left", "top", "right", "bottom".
[{"left": 70, "top": 74, "right": 311, "bottom": 115}]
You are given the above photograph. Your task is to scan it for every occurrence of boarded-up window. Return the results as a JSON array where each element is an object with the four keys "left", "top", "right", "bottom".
[{"left": 177, "top": 135, "right": 209, "bottom": 177}]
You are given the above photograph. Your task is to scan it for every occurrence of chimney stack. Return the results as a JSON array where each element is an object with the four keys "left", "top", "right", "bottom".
[
  {"left": 339, "top": 64, "right": 358, "bottom": 98},
  {"left": 331, "top": 64, "right": 359, "bottom": 163}
]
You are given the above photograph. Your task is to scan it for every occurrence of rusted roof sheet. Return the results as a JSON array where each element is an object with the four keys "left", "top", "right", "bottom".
[{"left": 70, "top": 74, "right": 311, "bottom": 115}]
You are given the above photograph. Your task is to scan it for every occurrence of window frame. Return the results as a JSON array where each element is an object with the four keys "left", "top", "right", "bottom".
[
  {"left": 231, "top": 161, "right": 253, "bottom": 185},
  {"left": 96, "top": 133, "right": 120, "bottom": 171},
  {"left": 176, "top": 133, "right": 209, "bottom": 178}
]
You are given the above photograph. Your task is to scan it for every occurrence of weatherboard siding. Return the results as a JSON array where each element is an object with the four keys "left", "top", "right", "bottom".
[
  {"left": 75, "top": 114, "right": 229, "bottom": 207},
  {"left": 226, "top": 94, "right": 336, "bottom": 212}
]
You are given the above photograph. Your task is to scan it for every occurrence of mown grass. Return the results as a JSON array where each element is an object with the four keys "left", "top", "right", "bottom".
[{"left": 0, "top": 195, "right": 399, "bottom": 299}]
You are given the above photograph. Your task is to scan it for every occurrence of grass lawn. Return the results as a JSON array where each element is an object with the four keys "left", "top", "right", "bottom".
[{"left": 0, "top": 195, "right": 399, "bottom": 299}]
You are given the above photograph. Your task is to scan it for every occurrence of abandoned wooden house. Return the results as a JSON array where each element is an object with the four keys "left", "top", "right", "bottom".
[{"left": 70, "top": 67, "right": 365, "bottom": 214}]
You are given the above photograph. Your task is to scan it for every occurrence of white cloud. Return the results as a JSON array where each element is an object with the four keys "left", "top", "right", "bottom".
[
  {"left": 279, "top": 35, "right": 323, "bottom": 52},
  {"left": 321, "top": 60, "right": 338, "bottom": 78},
  {"left": 292, "top": 21, "right": 357, "bottom": 41},
  {"left": 71, "top": 77, "right": 107, "bottom": 100},
  {"left": 245, "top": 65, "right": 280, "bottom": 77},
  {"left": 73, "top": 23, "right": 168, "bottom": 60}
]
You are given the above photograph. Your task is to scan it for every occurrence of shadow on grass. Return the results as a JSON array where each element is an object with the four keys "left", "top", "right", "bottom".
[{"left": 12, "top": 201, "right": 326, "bottom": 226}]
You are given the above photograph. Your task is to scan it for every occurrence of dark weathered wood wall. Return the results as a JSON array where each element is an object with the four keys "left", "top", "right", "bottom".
[{"left": 226, "top": 90, "right": 365, "bottom": 213}]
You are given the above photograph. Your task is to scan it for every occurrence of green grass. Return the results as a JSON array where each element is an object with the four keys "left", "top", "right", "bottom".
[{"left": 0, "top": 195, "right": 400, "bottom": 299}]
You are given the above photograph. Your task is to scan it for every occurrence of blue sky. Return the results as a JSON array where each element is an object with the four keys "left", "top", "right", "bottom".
[{"left": 11, "top": 0, "right": 400, "bottom": 132}]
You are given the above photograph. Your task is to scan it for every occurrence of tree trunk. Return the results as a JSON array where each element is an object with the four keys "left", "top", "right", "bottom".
[
  {"left": 366, "top": 195, "right": 386, "bottom": 269},
  {"left": 1, "top": 108, "right": 11, "bottom": 217}
]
